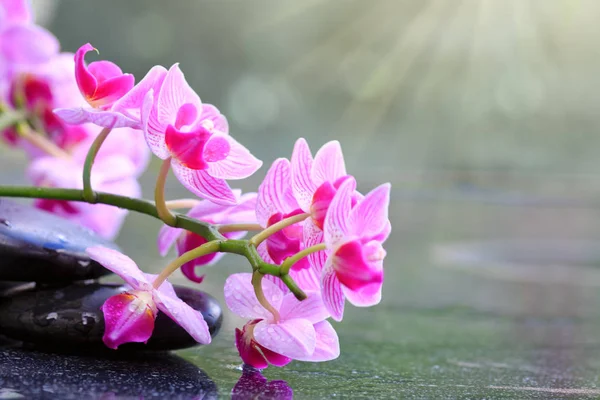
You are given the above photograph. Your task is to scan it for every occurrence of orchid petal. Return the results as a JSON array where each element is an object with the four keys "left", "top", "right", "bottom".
[
  {"left": 295, "top": 320, "right": 340, "bottom": 362},
  {"left": 311, "top": 140, "right": 346, "bottom": 186},
  {"left": 321, "top": 264, "right": 345, "bottom": 321},
  {"left": 112, "top": 65, "right": 167, "bottom": 121},
  {"left": 279, "top": 291, "right": 329, "bottom": 323},
  {"left": 86, "top": 246, "right": 149, "bottom": 289},
  {"left": 224, "top": 273, "right": 283, "bottom": 320},
  {"left": 235, "top": 328, "right": 269, "bottom": 369},
  {"left": 254, "top": 318, "right": 316, "bottom": 359},
  {"left": 324, "top": 179, "right": 353, "bottom": 247},
  {"left": 153, "top": 289, "right": 211, "bottom": 344},
  {"left": 201, "top": 103, "right": 229, "bottom": 133},
  {"left": 53, "top": 107, "right": 140, "bottom": 128},
  {"left": 3, "top": 0, "right": 31, "bottom": 23},
  {"left": 303, "top": 219, "right": 327, "bottom": 272},
  {"left": 289, "top": 265, "right": 322, "bottom": 293},
  {"left": 157, "top": 64, "right": 201, "bottom": 127},
  {"left": 290, "top": 138, "right": 315, "bottom": 211},
  {"left": 171, "top": 160, "right": 237, "bottom": 205},
  {"left": 101, "top": 292, "right": 156, "bottom": 349},
  {"left": 256, "top": 158, "right": 292, "bottom": 227},
  {"left": 142, "top": 90, "right": 170, "bottom": 159},
  {"left": 1, "top": 24, "right": 58, "bottom": 64},
  {"left": 348, "top": 182, "right": 391, "bottom": 239},
  {"left": 333, "top": 240, "right": 384, "bottom": 291},
  {"left": 206, "top": 134, "right": 262, "bottom": 180},
  {"left": 157, "top": 225, "right": 183, "bottom": 257},
  {"left": 342, "top": 281, "right": 383, "bottom": 307}
]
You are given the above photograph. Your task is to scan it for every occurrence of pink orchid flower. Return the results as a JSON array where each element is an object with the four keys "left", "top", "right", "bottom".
[
  {"left": 142, "top": 64, "right": 262, "bottom": 205},
  {"left": 86, "top": 246, "right": 211, "bottom": 349},
  {"left": 54, "top": 45, "right": 166, "bottom": 129},
  {"left": 225, "top": 273, "right": 339, "bottom": 369},
  {"left": 321, "top": 179, "right": 391, "bottom": 321},
  {"left": 157, "top": 190, "right": 257, "bottom": 283},
  {"left": 256, "top": 158, "right": 310, "bottom": 270},
  {"left": 290, "top": 138, "right": 361, "bottom": 272}
]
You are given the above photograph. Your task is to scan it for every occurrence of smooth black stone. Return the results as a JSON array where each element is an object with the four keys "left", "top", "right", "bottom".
[
  {"left": 0, "top": 199, "right": 117, "bottom": 282},
  {"left": 0, "top": 282, "right": 223, "bottom": 351},
  {"left": 0, "top": 348, "right": 217, "bottom": 399}
]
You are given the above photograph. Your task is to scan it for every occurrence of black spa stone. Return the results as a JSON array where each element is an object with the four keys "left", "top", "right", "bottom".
[
  {"left": 0, "top": 282, "right": 223, "bottom": 351},
  {"left": 0, "top": 199, "right": 116, "bottom": 282},
  {"left": 0, "top": 347, "right": 218, "bottom": 399}
]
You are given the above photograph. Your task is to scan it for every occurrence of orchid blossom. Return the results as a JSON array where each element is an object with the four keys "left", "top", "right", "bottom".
[
  {"left": 142, "top": 64, "right": 262, "bottom": 205},
  {"left": 321, "top": 179, "right": 391, "bottom": 321},
  {"left": 157, "top": 191, "right": 257, "bottom": 283},
  {"left": 225, "top": 273, "right": 339, "bottom": 369},
  {"left": 87, "top": 246, "right": 211, "bottom": 348}
]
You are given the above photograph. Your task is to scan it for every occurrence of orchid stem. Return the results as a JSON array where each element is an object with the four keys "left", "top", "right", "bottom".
[
  {"left": 0, "top": 107, "right": 26, "bottom": 131},
  {"left": 152, "top": 240, "right": 221, "bottom": 288},
  {"left": 280, "top": 243, "right": 327, "bottom": 275},
  {"left": 16, "top": 123, "right": 70, "bottom": 159},
  {"left": 82, "top": 127, "right": 112, "bottom": 203},
  {"left": 252, "top": 271, "right": 280, "bottom": 322},
  {"left": 155, "top": 157, "right": 177, "bottom": 226},
  {"left": 165, "top": 198, "right": 201, "bottom": 210},
  {"left": 249, "top": 212, "right": 310, "bottom": 247},
  {"left": 218, "top": 223, "right": 262, "bottom": 233}
]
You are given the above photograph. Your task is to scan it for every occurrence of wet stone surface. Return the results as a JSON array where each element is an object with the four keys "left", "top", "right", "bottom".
[
  {"left": 0, "top": 282, "right": 223, "bottom": 351},
  {"left": 0, "top": 199, "right": 116, "bottom": 282},
  {"left": 0, "top": 345, "right": 218, "bottom": 399}
]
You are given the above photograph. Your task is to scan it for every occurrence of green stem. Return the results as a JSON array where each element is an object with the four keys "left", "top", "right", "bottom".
[
  {"left": 280, "top": 243, "right": 327, "bottom": 275},
  {"left": 0, "top": 108, "right": 26, "bottom": 131},
  {"left": 250, "top": 212, "right": 310, "bottom": 247},
  {"left": 82, "top": 127, "right": 112, "bottom": 203},
  {"left": 155, "top": 158, "right": 177, "bottom": 226},
  {"left": 218, "top": 223, "right": 262, "bottom": 233},
  {"left": 153, "top": 240, "right": 221, "bottom": 288},
  {"left": 252, "top": 271, "right": 280, "bottom": 322},
  {"left": 0, "top": 185, "right": 308, "bottom": 300}
]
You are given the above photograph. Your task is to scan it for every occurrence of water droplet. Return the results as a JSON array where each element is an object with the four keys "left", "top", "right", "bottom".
[
  {"left": 55, "top": 234, "right": 67, "bottom": 244},
  {"left": 267, "top": 327, "right": 275, "bottom": 334},
  {"left": 77, "top": 260, "right": 90, "bottom": 267},
  {"left": 46, "top": 312, "right": 58, "bottom": 320},
  {"left": 0, "top": 219, "right": 11, "bottom": 227}
]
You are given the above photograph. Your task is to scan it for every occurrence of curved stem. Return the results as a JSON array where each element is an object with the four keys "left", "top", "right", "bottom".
[
  {"left": 218, "top": 223, "right": 262, "bottom": 233},
  {"left": 249, "top": 212, "right": 310, "bottom": 247},
  {"left": 280, "top": 243, "right": 327, "bottom": 275},
  {"left": 0, "top": 107, "right": 26, "bottom": 131},
  {"left": 153, "top": 240, "right": 221, "bottom": 288},
  {"left": 252, "top": 271, "right": 280, "bottom": 322},
  {"left": 16, "top": 123, "right": 69, "bottom": 159},
  {"left": 82, "top": 127, "right": 112, "bottom": 203},
  {"left": 155, "top": 158, "right": 177, "bottom": 226},
  {"left": 165, "top": 198, "right": 201, "bottom": 210}
]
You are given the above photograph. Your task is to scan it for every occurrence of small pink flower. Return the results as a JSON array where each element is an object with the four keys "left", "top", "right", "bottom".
[
  {"left": 256, "top": 158, "right": 309, "bottom": 270},
  {"left": 225, "top": 273, "right": 339, "bottom": 368},
  {"left": 157, "top": 191, "right": 257, "bottom": 283},
  {"left": 87, "top": 246, "right": 211, "bottom": 349},
  {"left": 142, "top": 64, "right": 262, "bottom": 205},
  {"left": 54, "top": 45, "right": 164, "bottom": 129},
  {"left": 321, "top": 179, "right": 391, "bottom": 321}
]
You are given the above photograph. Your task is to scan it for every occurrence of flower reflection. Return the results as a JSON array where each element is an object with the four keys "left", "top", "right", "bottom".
[{"left": 232, "top": 365, "right": 293, "bottom": 400}]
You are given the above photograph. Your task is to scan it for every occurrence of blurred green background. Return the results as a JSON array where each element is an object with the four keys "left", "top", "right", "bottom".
[{"left": 4, "top": 0, "right": 600, "bottom": 397}]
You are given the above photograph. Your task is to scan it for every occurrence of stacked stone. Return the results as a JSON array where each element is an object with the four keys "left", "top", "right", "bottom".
[{"left": 0, "top": 199, "right": 223, "bottom": 351}]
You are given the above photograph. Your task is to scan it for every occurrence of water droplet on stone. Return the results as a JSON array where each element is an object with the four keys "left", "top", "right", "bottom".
[{"left": 46, "top": 312, "right": 57, "bottom": 321}]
